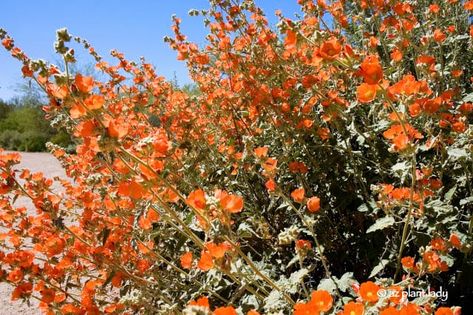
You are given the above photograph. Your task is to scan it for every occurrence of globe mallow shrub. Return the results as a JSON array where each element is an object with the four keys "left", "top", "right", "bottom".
[{"left": 0, "top": 0, "right": 473, "bottom": 314}]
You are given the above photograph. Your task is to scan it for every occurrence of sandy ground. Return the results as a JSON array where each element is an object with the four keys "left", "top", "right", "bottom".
[{"left": 0, "top": 152, "right": 67, "bottom": 315}]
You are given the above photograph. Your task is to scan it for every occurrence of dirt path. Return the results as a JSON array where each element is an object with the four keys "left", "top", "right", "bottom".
[{"left": 1, "top": 152, "right": 67, "bottom": 315}]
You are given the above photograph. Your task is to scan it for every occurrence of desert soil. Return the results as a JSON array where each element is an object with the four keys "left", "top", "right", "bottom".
[{"left": 1, "top": 152, "right": 67, "bottom": 315}]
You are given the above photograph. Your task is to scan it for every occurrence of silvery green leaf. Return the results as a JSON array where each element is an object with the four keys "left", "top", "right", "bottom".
[
  {"left": 317, "top": 278, "right": 337, "bottom": 293},
  {"left": 287, "top": 268, "right": 309, "bottom": 294},
  {"left": 369, "top": 259, "right": 389, "bottom": 278},
  {"left": 241, "top": 294, "right": 259, "bottom": 309},
  {"left": 287, "top": 255, "right": 300, "bottom": 268},
  {"left": 337, "top": 272, "right": 354, "bottom": 292},
  {"left": 444, "top": 185, "right": 457, "bottom": 202},
  {"left": 391, "top": 161, "right": 408, "bottom": 173},
  {"left": 366, "top": 216, "right": 395, "bottom": 233},
  {"left": 460, "top": 196, "right": 473, "bottom": 206},
  {"left": 448, "top": 148, "right": 468, "bottom": 159},
  {"left": 454, "top": 34, "right": 470, "bottom": 41},
  {"left": 263, "top": 290, "right": 285, "bottom": 312},
  {"left": 463, "top": 93, "right": 473, "bottom": 102},
  {"left": 237, "top": 222, "right": 256, "bottom": 238},
  {"left": 358, "top": 204, "right": 369, "bottom": 212}
]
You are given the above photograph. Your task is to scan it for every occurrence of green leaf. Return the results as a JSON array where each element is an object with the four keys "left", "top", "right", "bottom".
[
  {"left": 288, "top": 268, "right": 309, "bottom": 294},
  {"left": 237, "top": 222, "right": 256, "bottom": 238},
  {"left": 317, "top": 278, "right": 337, "bottom": 294},
  {"left": 263, "top": 290, "right": 285, "bottom": 312},
  {"left": 453, "top": 34, "right": 470, "bottom": 41},
  {"left": 463, "top": 93, "right": 473, "bottom": 103},
  {"left": 366, "top": 216, "right": 395, "bottom": 233},
  {"left": 369, "top": 259, "right": 389, "bottom": 278},
  {"left": 460, "top": 196, "right": 473, "bottom": 206},
  {"left": 391, "top": 161, "right": 408, "bottom": 173},
  {"left": 357, "top": 204, "right": 369, "bottom": 212},
  {"left": 336, "top": 272, "right": 354, "bottom": 292},
  {"left": 447, "top": 148, "right": 468, "bottom": 159},
  {"left": 439, "top": 254, "right": 455, "bottom": 267},
  {"left": 444, "top": 185, "right": 457, "bottom": 202}
]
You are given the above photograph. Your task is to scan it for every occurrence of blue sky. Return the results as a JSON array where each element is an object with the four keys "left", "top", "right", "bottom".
[{"left": 0, "top": 1, "right": 302, "bottom": 101}]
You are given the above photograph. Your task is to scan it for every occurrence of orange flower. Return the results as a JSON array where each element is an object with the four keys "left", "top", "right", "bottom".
[
  {"left": 219, "top": 193, "right": 244, "bottom": 213},
  {"left": 401, "top": 256, "right": 415, "bottom": 269},
  {"left": 70, "top": 103, "right": 87, "bottom": 118},
  {"left": 186, "top": 189, "right": 207, "bottom": 210},
  {"left": 75, "top": 74, "right": 94, "bottom": 93},
  {"left": 104, "top": 303, "right": 125, "bottom": 313},
  {"left": 310, "top": 290, "right": 333, "bottom": 312},
  {"left": 294, "top": 289, "right": 332, "bottom": 314},
  {"left": 40, "top": 288, "right": 56, "bottom": 304},
  {"left": 295, "top": 239, "right": 312, "bottom": 250},
  {"left": 60, "top": 304, "right": 83, "bottom": 314},
  {"left": 435, "top": 307, "right": 453, "bottom": 315},
  {"left": 383, "top": 124, "right": 422, "bottom": 151},
  {"left": 84, "top": 94, "right": 105, "bottom": 110},
  {"left": 387, "top": 285, "right": 403, "bottom": 305},
  {"left": 285, "top": 30, "right": 297, "bottom": 50},
  {"left": 342, "top": 302, "right": 364, "bottom": 315},
  {"left": 180, "top": 252, "right": 193, "bottom": 269},
  {"left": 423, "top": 250, "right": 449, "bottom": 272},
  {"left": 263, "top": 158, "right": 278, "bottom": 172},
  {"left": 108, "top": 119, "right": 128, "bottom": 138},
  {"left": 451, "top": 69, "right": 463, "bottom": 78},
  {"left": 399, "top": 303, "right": 420, "bottom": 315},
  {"left": 111, "top": 272, "right": 123, "bottom": 288},
  {"left": 11, "top": 282, "right": 32, "bottom": 300},
  {"left": 380, "top": 307, "right": 400, "bottom": 315},
  {"left": 197, "top": 251, "right": 213, "bottom": 271},
  {"left": 291, "top": 187, "right": 305, "bottom": 203},
  {"left": 359, "top": 55, "right": 383, "bottom": 84},
  {"left": 146, "top": 209, "right": 160, "bottom": 224},
  {"left": 44, "top": 236, "right": 66, "bottom": 257},
  {"left": 317, "top": 127, "right": 330, "bottom": 140},
  {"left": 118, "top": 180, "right": 146, "bottom": 199},
  {"left": 430, "top": 237, "right": 447, "bottom": 251},
  {"left": 247, "top": 310, "right": 260, "bottom": 315},
  {"left": 214, "top": 306, "right": 237, "bottom": 315},
  {"left": 293, "top": 302, "right": 316, "bottom": 315},
  {"left": 1, "top": 37, "right": 13, "bottom": 50},
  {"left": 433, "top": 29, "right": 446, "bottom": 42},
  {"left": 359, "top": 281, "right": 380, "bottom": 303},
  {"left": 254, "top": 146, "right": 268, "bottom": 158},
  {"left": 391, "top": 48, "right": 403, "bottom": 62},
  {"left": 7, "top": 268, "right": 23, "bottom": 283},
  {"left": 449, "top": 233, "right": 461, "bottom": 249},
  {"left": 49, "top": 84, "right": 69, "bottom": 99},
  {"left": 319, "top": 37, "right": 342, "bottom": 60},
  {"left": 357, "top": 83, "right": 377, "bottom": 103},
  {"left": 265, "top": 179, "right": 277, "bottom": 192},
  {"left": 307, "top": 196, "right": 321, "bottom": 213},
  {"left": 409, "top": 102, "right": 422, "bottom": 117},
  {"left": 21, "top": 65, "right": 33, "bottom": 77},
  {"left": 76, "top": 119, "right": 96, "bottom": 137},
  {"left": 205, "top": 242, "right": 231, "bottom": 258},
  {"left": 189, "top": 296, "right": 210, "bottom": 309}
]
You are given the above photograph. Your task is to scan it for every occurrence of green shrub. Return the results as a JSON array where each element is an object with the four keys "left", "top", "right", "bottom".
[
  {"left": 49, "top": 130, "right": 73, "bottom": 147},
  {"left": 18, "top": 130, "right": 48, "bottom": 152},
  {"left": 0, "top": 129, "right": 22, "bottom": 150},
  {"left": 0, "top": 102, "right": 74, "bottom": 151}
]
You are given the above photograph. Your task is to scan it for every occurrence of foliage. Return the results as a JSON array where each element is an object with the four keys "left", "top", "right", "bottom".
[
  {"left": 0, "top": 0, "right": 472, "bottom": 314},
  {"left": 0, "top": 99, "right": 12, "bottom": 120},
  {"left": 0, "top": 99, "right": 73, "bottom": 152}
]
